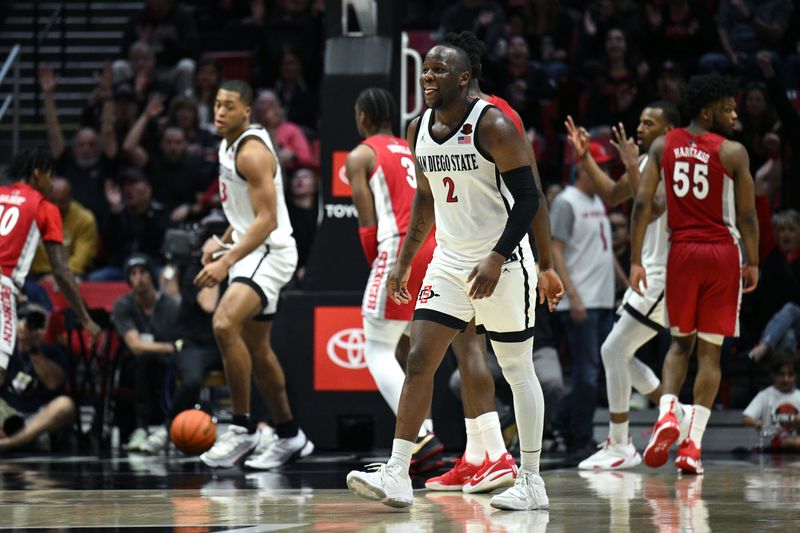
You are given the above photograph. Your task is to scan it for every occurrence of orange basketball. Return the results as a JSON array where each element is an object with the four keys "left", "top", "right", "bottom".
[{"left": 170, "top": 409, "right": 216, "bottom": 455}]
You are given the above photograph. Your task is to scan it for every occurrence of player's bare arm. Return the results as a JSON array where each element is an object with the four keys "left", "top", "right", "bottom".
[
  {"left": 346, "top": 144, "right": 380, "bottom": 264},
  {"left": 518, "top": 111, "right": 562, "bottom": 309},
  {"left": 386, "top": 118, "right": 435, "bottom": 305},
  {"left": 195, "top": 140, "right": 278, "bottom": 288},
  {"left": 346, "top": 145, "right": 378, "bottom": 228},
  {"left": 44, "top": 241, "right": 101, "bottom": 339},
  {"left": 724, "top": 140, "right": 759, "bottom": 293},
  {"left": 474, "top": 108, "right": 540, "bottom": 300},
  {"left": 565, "top": 116, "right": 631, "bottom": 207},
  {"left": 629, "top": 135, "right": 665, "bottom": 295},
  {"left": 201, "top": 226, "right": 234, "bottom": 265}
]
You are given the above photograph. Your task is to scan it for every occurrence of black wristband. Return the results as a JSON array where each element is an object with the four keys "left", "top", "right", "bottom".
[{"left": 492, "top": 165, "right": 540, "bottom": 258}]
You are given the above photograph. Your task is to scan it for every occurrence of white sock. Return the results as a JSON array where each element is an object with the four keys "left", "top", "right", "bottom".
[
  {"left": 476, "top": 411, "right": 507, "bottom": 461},
  {"left": 688, "top": 405, "right": 711, "bottom": 446},
  {"left": 520, "top": 450, "right": 540, "bottom": 474},
  {"left": 464, "top": 418, "right": 484, "bottom": 465},
  {"left": 609, "top": 420, "right": 629, "bottom": 445},
  {"left": 658, "top": 394, "right": 679, "bottom": 419},
  {"left": 386, "top": 438, "right": 415, "bottom": 471}
]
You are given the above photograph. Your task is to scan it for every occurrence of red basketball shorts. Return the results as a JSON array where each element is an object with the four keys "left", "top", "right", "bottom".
[
  {"left": 666, "top": 241, "right": 742, "bottom": 340},
  {"left": 362, "top": 234, "right": 435, "bottom": 321}
]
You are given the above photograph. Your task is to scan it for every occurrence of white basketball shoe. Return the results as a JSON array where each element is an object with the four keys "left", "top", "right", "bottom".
[
  {"left": 244, "top": 429, "right": 314, "bottom": 470},
  {"left": 200, "top": 425, "right": 259, "bottom": 468},
  {"left": 347, "top": 462, "right": 414, "bottom": 508},
  {"left": 490, "top": 470, "right": 549, "bottom": 511},
  {"left": 578, "top": 437, "right": 642, "bottom": 470}
]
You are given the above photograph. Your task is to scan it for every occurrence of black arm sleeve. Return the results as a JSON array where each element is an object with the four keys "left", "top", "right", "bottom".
[{"left": 492, "top": 165, "right": 540, "bottom": 259}]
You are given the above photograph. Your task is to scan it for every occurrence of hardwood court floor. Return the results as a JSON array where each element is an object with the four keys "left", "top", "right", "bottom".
[{"left": 0, "top": 452, "right": 798, "bottom": 531}]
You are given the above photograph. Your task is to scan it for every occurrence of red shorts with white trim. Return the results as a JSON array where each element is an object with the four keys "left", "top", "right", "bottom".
[
  {"left": 362, "top": 234, "right": 435, "bottom": 321},
  {"left": 665, "top": 241, "right": 741, "bottom": 339},
  {"left": 0, "top": 275, "right": 18, "bottom": 369}
]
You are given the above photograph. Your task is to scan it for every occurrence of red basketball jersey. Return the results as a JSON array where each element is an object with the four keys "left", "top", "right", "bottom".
[
  {"left": 0, "top": 183, "right": 63, "bottom": 286},
  {"left": 661, "top": 128, "right": 739, "bottom": 244},
  {"left": 361, "top": 134, "right": 418, "bottom": 241},
  {"left": 485, "top": 95, "right": 524, "bottom": 136}
]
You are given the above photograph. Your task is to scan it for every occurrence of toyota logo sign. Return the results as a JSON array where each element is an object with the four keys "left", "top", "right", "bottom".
[
  {"left": 314, "top": 306, "right": 376, "bottom": 391},
  {"left": 327, "top": 328, "right": 366, "bottom": 369}
]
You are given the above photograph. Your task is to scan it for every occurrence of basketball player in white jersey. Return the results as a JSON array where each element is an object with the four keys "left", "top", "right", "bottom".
[
  {"left": 347, "top": 44, "right": 553, "bottom": 511},
  {"left": 563, "top": 103, "right": 686, "bottom": 470},
  {"left": 195, "top": 80, "right": 312, "bottom": 469}
]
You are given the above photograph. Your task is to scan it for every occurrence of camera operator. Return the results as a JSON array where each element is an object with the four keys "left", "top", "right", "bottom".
[
  {"left": 0, "top": 304, "right": 75, "bottom": 453},
  {"left": 137, "top": 224, "right": 226, "bottom": 454},
  {"left": 112, "top": 253, "right": 179, "bottom": 452}
]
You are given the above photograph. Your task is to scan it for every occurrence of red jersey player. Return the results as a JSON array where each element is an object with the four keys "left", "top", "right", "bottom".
[
  {"left": 346, "top": 87, "right": 442, "bottom": 472},
  {"left": 630, "top": 73, "right": 759, "bottom": 475},
  {"left": 0, "top": 149, "right": 100, "bottom": 380}
]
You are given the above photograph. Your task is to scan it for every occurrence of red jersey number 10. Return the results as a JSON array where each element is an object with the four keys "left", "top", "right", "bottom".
[{"left": 0, "top": 205, "right": 20, "bottom": 236}]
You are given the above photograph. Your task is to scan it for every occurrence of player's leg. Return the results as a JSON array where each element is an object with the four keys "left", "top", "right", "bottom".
[
  {"left": 643, "top": 243, "right": 699, "bottom": 468},
  {"left": 675, "top": 243, "right": 742, "bottom": 475},
  {"left": 362, "top": 317, "right": 408, "bottom": 415},
  {"left": 347, "top": 319, "right": 460, "bottom": 507},
  {"left": 580, "top": 309, "right": 659, "bottom": 469},
  {"left": 642, "top": 334, "right": 694, "bottom": 469},
  {"left": 428, "top": 321, "right": 508, "bottom": 492},
  {"left": 470, "top": 263, "right": 547, "bottom": 510},
  {"left": 244, "top": 318, "right": 314, "bottom": 470},
  {"left": 201, "top": 282, "right": 263, "bottom": 467},
  {"left": 211, "top": 282, "right": 262, "bottom": 420}
]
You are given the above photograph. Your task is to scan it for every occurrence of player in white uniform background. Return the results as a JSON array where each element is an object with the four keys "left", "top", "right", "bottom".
[
  {"left": 196, "top": 80, "right": 312, "bottom": 470},
  {"left": 563, "top": 102, "right": 687, "bottom": 469},
  {"left": 347, "top": 44, "right": 556, "bottom": 512}
]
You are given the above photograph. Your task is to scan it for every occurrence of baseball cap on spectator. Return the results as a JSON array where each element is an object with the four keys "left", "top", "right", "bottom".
[
  {"left": 577, "top": 142, "right": 613, "bottom": 164},
  {"left": 124, "top": 253, "right": 156, "bottom": 286},
  {"left": 113, "top": 81, "right": 135, "bottom": 101}
]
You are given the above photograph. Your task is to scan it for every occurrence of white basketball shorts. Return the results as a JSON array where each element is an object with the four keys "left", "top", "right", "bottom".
[
  {"left": 229, "top": 244, "right": 297, "bottom": 320},
  {"left": 413, "top": 257, "right": 537, "bottom": 342},
  {"left": 619, "top": 270, "right": 666, "bottom": 330}
]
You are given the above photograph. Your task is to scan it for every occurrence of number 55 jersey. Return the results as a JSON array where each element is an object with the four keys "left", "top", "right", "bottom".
[{"left": 661, "top": 128, "right": 742, "bottom": 340}]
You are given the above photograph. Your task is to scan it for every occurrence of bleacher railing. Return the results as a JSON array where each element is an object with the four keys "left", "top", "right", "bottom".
[{"left": 0, "top": 44, "right": 21, "bottom": 154}]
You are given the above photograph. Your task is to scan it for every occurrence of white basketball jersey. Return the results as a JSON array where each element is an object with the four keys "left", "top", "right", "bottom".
[
  {"left": 415, "top": 98, "right": 534, "bottom": 268},
  {"left": 639, "top": 154, "right": 669, "bottom": 275},
  {"left": 218, "top": 126, "right": 295, "bottom": 252}
]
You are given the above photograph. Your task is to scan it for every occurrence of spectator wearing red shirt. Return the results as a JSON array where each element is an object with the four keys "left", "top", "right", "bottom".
[{"left": 253, "top": 89, "right": 317, "bottom": 173}]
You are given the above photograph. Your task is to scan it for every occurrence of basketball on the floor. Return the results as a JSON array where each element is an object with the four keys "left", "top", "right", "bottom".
[{"left": 170, "top": 409, "right": 216, "bottom": 455}]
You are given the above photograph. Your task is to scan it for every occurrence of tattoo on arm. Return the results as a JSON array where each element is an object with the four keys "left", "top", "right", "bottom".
[{"left": 409, "top": 212, "right": 426, "bottom": 244}]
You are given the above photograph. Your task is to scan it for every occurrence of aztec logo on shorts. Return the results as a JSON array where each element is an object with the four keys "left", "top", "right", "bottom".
[{"left": 417, "top": 285, "right": 440, "bottom": 304}]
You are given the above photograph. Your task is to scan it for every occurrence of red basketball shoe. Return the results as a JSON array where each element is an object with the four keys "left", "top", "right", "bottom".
[
  {"left": 674, "top": 439, "right": 703, "bottom": 475},
  {"left": 425, "top": 456, "right": 481, "bottom": 491},
  {"left": 643, "top": 412, "right": 680, "bottom": 468},
  {"left": 462, "top": 452, "right": 518, "bottom": 493}
]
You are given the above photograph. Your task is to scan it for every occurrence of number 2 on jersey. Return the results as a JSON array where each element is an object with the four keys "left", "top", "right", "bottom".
[
  {"left": 442, "top": 177, "right": 459, "bottom": 203},
  {"left": 0, "top": 205, "right": 20, "bottom": 236},
  {"left": 672, "top": 161, "right": 708, "bottom": 200}
]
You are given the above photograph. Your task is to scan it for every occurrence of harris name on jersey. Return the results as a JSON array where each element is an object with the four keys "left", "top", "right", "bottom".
[{"left": 418, "top": 153, "right": 479, "bottom": 174}]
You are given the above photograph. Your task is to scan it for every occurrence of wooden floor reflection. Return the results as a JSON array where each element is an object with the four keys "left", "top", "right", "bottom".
[{"left": 0, "top": 454, "right": 798, "bottom": 531}]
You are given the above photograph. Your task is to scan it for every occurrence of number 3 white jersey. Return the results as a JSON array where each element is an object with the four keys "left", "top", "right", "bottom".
[
  {"left": 218, "top": 125, "right": 295, "bottom": 252},
  {"left": 414, "top": 98, "right": 534, "bottom": 268}
]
